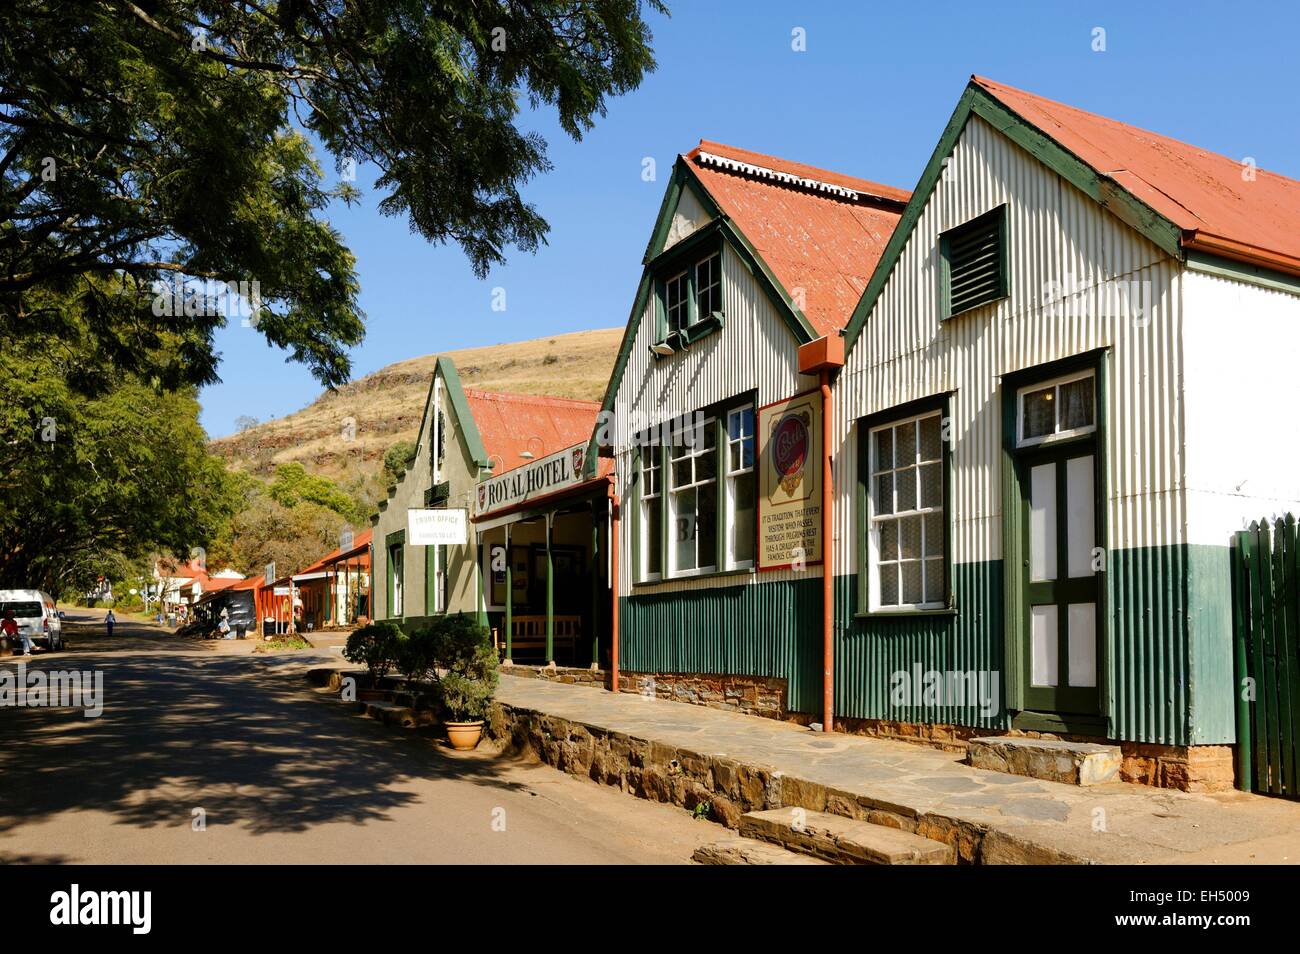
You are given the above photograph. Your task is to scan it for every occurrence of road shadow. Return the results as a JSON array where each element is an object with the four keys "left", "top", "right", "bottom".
[{"left": 0, "top": 651, "right": 533, "bottom": 839}]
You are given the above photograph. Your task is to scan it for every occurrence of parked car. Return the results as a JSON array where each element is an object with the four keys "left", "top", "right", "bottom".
[{"left": 0, "top": 589, "right": 64, "bottom": 651}]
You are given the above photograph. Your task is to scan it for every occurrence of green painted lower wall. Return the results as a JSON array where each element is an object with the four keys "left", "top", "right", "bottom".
[
  {"left": 620, "top": 578, "right": 822, "bottom": 714},
  {"left": 835, "top": 562, "right": 1006, "bottom": 730},
  {"left": 1184, "top": 544, "right": 1237, "bottom": 745},
  {"left": 620, "top": 544, "right": 1241, "bottom": 746}
]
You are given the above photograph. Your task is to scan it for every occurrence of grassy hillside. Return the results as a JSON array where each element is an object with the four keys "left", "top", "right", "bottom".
[{"left": 209, "top": 327, "right": 622, "bottom": 486}]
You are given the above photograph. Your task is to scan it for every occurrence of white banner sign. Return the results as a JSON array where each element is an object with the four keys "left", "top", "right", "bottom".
[
  {"left": 475, "top": 443, "right": 586, "bottom": 517},
  {"left": 408, "top": 508, "right": 468, "bottom": 546}
]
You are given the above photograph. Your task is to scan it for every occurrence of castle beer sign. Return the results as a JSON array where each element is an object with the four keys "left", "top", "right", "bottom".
[
  {"left": 757, "top": 390, "right": 823, "bottom": 570},
  {"left": 475, "top": 443, "right": 586, "bottom": 517}
]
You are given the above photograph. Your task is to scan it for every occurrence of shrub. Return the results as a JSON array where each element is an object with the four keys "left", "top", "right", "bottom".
[
  {"left": 343, "top": 621, "right": 403, "bottom": 684},
  {"left": 425, "top": 613, "right": 499, "bottom": 722},
  {"left": 396, "top": 624, "right": 439, "bottom": 686}
]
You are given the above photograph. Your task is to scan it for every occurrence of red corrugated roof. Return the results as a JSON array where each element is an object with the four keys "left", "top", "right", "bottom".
[
  {"left": 974, "top": 76, "right": 1300, "bottom": 274},
  {"left": 465, "top": 389, "right": 600, "bottom": 476},
  {"left": 684, "top": 140, "right": 909, "bottom": 337},
  {"left": 299, "top": 529, "right": 373, "bottom": 575}
]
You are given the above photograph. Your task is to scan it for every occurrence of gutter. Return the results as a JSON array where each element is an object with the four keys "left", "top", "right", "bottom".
[{"left": 1183, "top": 231, "right": 1300, "bottom": 279}]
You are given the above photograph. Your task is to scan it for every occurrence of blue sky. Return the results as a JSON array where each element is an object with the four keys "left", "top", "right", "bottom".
[{"left": 199, "top": 0, "right": 1300, "bottom": 437}]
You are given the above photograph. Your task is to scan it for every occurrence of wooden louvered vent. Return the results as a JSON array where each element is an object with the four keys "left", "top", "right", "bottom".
[{"left": 942, "top": 206, "right": 1007, "bottom": 318}]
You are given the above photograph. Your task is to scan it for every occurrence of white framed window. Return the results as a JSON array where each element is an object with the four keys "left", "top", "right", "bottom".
[
  {"left": 665, "top": 269, "right": 688, "bottom": 336},
  {"left": 725, "top": 406, "right": 756, "bottom": 568},
  {"left": 867, "top": 410, "right": 946, "bottom": 611},
  {"left": 640, "top": 446, "right": 663, "bottom": 581},
  {"left": 695, "top": 252, "right": 722, "bottom": 319},
  {"left": 668, "top": 419, "right": 718, "bottom": 575},
  {"left": 1017, "top": 370, "right": 1096, "bottom": 448}
]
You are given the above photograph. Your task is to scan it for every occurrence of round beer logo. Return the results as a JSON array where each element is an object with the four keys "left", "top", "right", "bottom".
[{"left": 772, "top": 412, "right": 809, "bottom": 485}]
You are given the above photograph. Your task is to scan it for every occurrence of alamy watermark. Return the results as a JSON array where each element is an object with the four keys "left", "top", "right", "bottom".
[
  {"left": 890, "top": 665, "right": 1000, "bottom": 718},
  {"left": 0, "top": 662, "right": 104, "bottom": 717}
]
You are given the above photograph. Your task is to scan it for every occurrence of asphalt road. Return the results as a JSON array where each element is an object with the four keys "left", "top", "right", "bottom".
[{"left": 0, "top": 609, "right": 730, "bottom": 864}]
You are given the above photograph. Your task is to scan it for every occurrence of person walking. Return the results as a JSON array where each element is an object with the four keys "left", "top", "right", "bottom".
[
  {"left": 105, "top": 609, "right": 116, "bottom": 637},
  {"left": 2, "top": 607, "right": 32, "bottom": 656}
]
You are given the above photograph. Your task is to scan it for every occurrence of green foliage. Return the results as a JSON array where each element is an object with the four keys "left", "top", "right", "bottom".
[
  {"left": 343, "top": 621, "right": 404, "bottom": 683},
  {"left": 0, "top": 313, "right": 240, "bottom": 596},
  {"left": 0, "top": 1, "right": 664, "bottom": 390},
  {"left": 413, "top": 613, "right": 499, "bottom": 722},
  {"left": 383, "top": 441, "right": 418, "bottom": 485},
  {"left": 396, "top": 625, "right": 439, "bottom": 686},
  {"left": 268, "top": 463, "right": 365, "bottom": 523}
]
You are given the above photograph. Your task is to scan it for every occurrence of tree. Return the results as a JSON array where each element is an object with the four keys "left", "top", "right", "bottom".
[
  {"left": 0, "top": 318, "right": 240, "bottom": 596},
  {"left": 383, "top": 440, "right": 418, "bottom": 485},
  {"left": 234, "top": 415, "right": 261, "bottom": 433},
  {"left": 0, "top": 1, "right": 665, "bottom": 390}
]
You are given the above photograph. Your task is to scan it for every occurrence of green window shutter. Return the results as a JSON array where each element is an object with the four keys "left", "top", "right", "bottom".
[{"left": 941, "top": 205, "right": 1008, "bottom": 318}]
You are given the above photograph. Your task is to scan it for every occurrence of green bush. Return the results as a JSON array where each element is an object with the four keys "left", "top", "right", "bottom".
[
  {"left": 343, "top": 621, "right": 403, "bottom": 684},
  {"left": 396, "top": 625, "right": 438, "bottom": 686},
  {"left": 423, "top": 613, "right": 499, "bottom": 722}
]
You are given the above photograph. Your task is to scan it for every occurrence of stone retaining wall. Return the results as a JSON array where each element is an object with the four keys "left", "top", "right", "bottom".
[
  {"left": 614, "top": 671, "right": 789, "bottom": 721},
  {"left": 485, "top": 700, "right": 1074, "bottom": 864},
  {"left": 500, "top": 663, "right": 608, "bottom": 688}
]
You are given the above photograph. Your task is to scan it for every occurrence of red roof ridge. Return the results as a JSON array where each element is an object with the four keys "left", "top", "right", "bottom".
[
  {"left": 463, "top": 388, "right": 601, "bottom": 410},
  {"left": 686, "top": 139, "right": 910, "bottom": 206}
]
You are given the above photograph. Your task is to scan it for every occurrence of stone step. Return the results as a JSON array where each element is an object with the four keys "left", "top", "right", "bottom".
[
  {"left": 693, "top": 840, "right": 829, "bottom": 865},
  {"left": 361, "top": 700, "right": 434, "bottom": 729},
  {"left": 739, "top": 809, "right": 954, "bottom": 865},
  {"left": 966, "top": 736, "right": 1121, "bottom": 786}
]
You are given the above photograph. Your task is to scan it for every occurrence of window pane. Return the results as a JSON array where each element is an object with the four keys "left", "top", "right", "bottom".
[
  {"left": 729, "top": 442, "right": 741, "bottom": 472},
  {"left": 1029, "top": 462, "right": 1057, "bottom": 582},
  {"left": 879, "top": 564, "right": 899, "bottom": 606},
  {"left": 1060, "top": 375, "right": 1095, "bottom": 431},
  {"left": 902, "top": 561, "right": 923, "bottom": 605},
  {"left": 897, "top": 420, "right": 916, "bottom": 466},
  {"left": 880, "top": 519, "right": 899, "bottom": 561},
  {"left": 899, "top": 515, "right": 922, "bottom": 559},
  {"left": 741, "top": 434, "right": 754, "bottom": 470},
  {"left": 674, "top": 490, "right": 697, "bottom": 571},
  {"left": 919, "top": 462, "right": 943, "bottom": 509},
  {"left": 1022, "top": 385, "right": 1055, "bottom": 441},
  {"left": 919, "top": 414, "right": 943, "bottom": 462},
  {"left": 672, "top": 456, "right": 692, "bottom": 487},
  {"left": 896, "top": 466, "right": 917, "bottom": 512},
  {"left": 728, "top": 410, "right": 743, "bottom": 440},
  {"left": 873, "top": 428, "right": 892, "bottom": 472},
  {"left": 1068, "top": 602, "right": 1097, "bottom": 688},
  {"left": 646, "top": 503, "right": 662, "bottom": 575},
  {"left": 875, "top": 472, "right": 893, "bottom": 515},
  {"left": 697, "top": 484, "right": 717, "bottom": 568},
  {"left": 924, "top": 558, "right": 946, "bottom": 604},
  {"left": 924, "top": 511, "right": 944, "bottom": 558},
  {"left": 732, "top": 475, "right": 755, "bottom": 564},
  {"left": 697, "top": 444, "right": 717, "bottom": 482}
]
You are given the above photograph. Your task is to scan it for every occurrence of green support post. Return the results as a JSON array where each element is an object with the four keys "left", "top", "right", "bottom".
[
  {"left": 591, "top": 501, "right": 600, "bottom": 669},
  {"left": 504, "top": 524, "right": 513, "bottom": 663},
  {"left": 546, "top": 513, "right": 554, "bottom": 664}
]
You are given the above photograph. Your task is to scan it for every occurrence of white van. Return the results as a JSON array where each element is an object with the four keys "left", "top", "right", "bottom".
[{"left": 0, "top": 590, "right": 64, "bottom": 651}]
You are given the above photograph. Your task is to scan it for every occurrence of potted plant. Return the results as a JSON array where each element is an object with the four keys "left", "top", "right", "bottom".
[
  {"left": 342, "top": 621, "right": 403, "bottom": 699},
  {"left": 425, "top": 614, "right": 499, "bottom": 750}
]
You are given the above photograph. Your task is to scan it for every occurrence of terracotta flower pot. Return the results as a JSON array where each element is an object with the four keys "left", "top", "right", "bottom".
[{"left": 445, "top": 720, "right": 484, "bottom": 751}]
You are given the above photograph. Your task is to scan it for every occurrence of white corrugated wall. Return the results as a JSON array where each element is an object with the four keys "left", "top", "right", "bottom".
[{"left": 833, "top": 114, "right": 1185, "bottom": 574}]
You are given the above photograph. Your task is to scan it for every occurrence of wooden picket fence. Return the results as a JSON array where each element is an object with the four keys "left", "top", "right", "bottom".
[{"left": 1233, "top": 515, "right": 1300, "bottom": 797}]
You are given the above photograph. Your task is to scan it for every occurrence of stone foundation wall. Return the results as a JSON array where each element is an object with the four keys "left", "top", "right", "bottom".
[
  {"left": 614, "top": 671, "right": 789, "bottom": 720},
  {"left": 835, "top": 716, "right": 1236, "bottom": 793},
  {"left": 501, "top": 663, "right": 608, "bottom": 688}
]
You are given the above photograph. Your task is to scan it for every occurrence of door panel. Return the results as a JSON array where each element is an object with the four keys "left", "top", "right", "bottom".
[
  {"left": 1029, "top": 463, "right": 1057, "bottom": 582},
  {"left": 1022, "top": 447, "right": 1100, "bottom": 714}
]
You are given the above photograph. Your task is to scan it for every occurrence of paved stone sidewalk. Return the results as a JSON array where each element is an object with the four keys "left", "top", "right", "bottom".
[{"left": 495, "top": 675, "right": 1300, "bottom": 864}]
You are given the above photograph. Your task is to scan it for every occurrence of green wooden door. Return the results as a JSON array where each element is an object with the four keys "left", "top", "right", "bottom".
[{"left": 1019, "top": 441, "right": 1100, "bottom": 715}]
